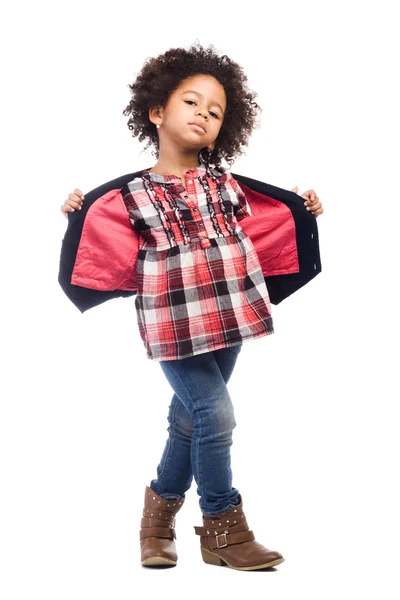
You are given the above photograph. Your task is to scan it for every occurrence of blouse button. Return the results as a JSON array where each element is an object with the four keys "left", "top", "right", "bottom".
[
  {"left": 193, "top": 208, "right": 197, "bottom": 212},
  {"left": 187, "top": 179, "right": 193, "bottom": 184},
  {"left": 198, "top": 223, "right": 203, "bottom": 228}
]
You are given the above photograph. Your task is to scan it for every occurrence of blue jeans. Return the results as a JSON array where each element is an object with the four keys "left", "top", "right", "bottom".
[{"left": 150, "top": 345, "right": 243, "bottom": 517}]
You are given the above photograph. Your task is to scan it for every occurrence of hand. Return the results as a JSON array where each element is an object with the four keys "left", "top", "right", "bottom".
[
  {"left": 291, "top": 186, "right": 324, "bottom": 218},
  {"left": 61, "top": 189, "right": 85, "bottom": 219}
]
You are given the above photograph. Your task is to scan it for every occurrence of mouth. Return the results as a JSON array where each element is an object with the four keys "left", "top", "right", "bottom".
[{"left": 189, "top": 123, "right": 206, "bottom": 133}]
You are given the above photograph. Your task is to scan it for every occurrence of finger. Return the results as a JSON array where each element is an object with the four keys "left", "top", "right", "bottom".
[
  {"left": 302, "top": 190, "right": 318, "bottom": 205},
  {"left": 301, "top": 193, "right": 313, "bottom": 204},
  {"left": 67, "top": 195, "right": 83, "bottom": 209},
  {"left": 66, "top": 201, "right": 81, "bottom": 210},
  {"left": 306, "top": 201, "right": 322, "bottom": 212},
  {"left": 73, "top": 188, "right": 85, "bottom": 200},
  {"left": 69, "top": 192, "right": 84, "bottom": 203},
  {"left": 61, "top": 200, "right": 80, "bottom": 212},
  {"left": 311, "top": 207, "right": 323, "bottom": 217},
  {"left": 291, "top": 186, "right": 299, "bottom": 194}
]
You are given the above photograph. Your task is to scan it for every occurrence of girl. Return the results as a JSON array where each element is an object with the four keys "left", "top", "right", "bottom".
[{"left": 60, "top": 42, "right": 323, "bottom": 571}]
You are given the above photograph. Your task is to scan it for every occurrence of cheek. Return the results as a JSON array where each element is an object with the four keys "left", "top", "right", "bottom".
[
  {"left": 212, "top": 120, "right": 223, "bottom": 136},
  {"left": 181, "top": 105, "right": 196, "bottom": 122}
]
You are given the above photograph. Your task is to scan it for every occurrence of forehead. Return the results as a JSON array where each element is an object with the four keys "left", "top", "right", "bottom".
[{"left": 174, "top": 74, "right": 226, "bottom": 105}]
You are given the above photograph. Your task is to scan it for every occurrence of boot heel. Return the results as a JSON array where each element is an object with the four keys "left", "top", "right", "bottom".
[{"left": 201, "top": 547, "right": 225, "bottom": 566}]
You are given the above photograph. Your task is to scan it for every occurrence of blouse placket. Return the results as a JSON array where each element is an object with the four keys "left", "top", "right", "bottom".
[{"left": 181, "top": 176, "right": 212, "bottom": 249}]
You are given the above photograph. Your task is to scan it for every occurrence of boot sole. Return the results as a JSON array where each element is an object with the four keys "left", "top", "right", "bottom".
[
  {"left": 201, "top": 547, "right": 285, "bottom": 571},
  {"left": 141, "top": 556, "right": 177, "bottom": 567}
]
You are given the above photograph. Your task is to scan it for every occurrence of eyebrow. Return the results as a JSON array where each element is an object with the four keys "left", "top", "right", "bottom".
[{"left": 181, "top": 90, "right": 225, "bottom": 115}]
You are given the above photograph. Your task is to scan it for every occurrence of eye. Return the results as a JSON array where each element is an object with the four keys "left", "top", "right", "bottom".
[{"left": 184, "top": 100, "right": 220, "bottom": 119}]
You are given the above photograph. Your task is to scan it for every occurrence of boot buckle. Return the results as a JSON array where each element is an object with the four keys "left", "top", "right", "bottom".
[{"left": 216, "top": 533, "right": 227, "bottom": 548}]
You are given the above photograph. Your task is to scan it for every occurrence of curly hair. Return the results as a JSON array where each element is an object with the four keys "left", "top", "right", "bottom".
[{"left": 122, "top": 42, "right": 262, "bottom": 169}]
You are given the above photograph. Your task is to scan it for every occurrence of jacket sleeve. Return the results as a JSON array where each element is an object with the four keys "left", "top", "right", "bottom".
[
  {"left": 58, "top": 177, "right": 141, "bottom": 313},
  {"left": 230, "top": 172, "right": 322, "bottom": 305}
]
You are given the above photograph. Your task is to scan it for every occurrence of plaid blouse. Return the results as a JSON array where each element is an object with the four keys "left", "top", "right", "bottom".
[{"left": 121, "top": 165, "right": 274, "bottom": 361}]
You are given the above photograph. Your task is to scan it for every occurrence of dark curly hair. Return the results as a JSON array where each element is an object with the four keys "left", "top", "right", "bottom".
[{"left": 122, "top": 42, "right": 262, "bottom": 169}]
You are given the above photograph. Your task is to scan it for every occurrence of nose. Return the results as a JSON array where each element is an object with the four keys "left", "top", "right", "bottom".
[{"left": 195, "top": 107, "right": 208, "bottom": 120}]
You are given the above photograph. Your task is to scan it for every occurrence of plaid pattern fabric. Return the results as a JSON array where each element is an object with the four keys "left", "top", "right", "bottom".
[{"left": 121, "top": 165, "right": 274, "bottom": 361}]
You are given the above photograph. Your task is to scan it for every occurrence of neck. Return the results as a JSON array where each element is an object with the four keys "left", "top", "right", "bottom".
[{"left": 149, "top": 143, "right": 203, "bottom": 176}]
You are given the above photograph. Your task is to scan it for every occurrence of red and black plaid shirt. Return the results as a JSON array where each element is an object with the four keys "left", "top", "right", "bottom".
[{"left": 121, "top": 165, "right": 274, "bottom": 361}]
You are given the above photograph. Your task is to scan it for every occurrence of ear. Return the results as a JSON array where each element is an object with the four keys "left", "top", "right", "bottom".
[{"left": 149, "top": 106, "right": 163, "bottom": 127}]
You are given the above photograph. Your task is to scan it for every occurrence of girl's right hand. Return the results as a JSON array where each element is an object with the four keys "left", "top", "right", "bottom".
[{"left": 61, "top": 189, "right": 85, "bottom": 218}]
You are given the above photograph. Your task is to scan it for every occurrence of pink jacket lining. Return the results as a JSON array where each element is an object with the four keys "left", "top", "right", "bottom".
[{"left": 71, "top": 183, "right": 299, "bottom": 292}]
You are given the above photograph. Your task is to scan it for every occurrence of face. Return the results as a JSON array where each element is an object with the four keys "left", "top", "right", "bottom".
[{"left": 149, "top": 74, "right": 226, "bottom": 153}]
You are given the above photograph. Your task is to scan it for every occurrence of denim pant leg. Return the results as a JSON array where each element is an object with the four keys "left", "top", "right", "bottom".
[
  {"left": 149, "top": 392, "right": 194, "bottom": 500},
  {"left": 153, "top": 345, "right": 242, "bottom": 516},
  {"left": 150, "top": 344, "right": 242, "bottom": 503}
]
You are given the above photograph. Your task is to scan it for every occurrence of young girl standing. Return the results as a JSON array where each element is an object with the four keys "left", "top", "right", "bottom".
[{"left": 60, "top": 42, "right": 323, "bottom": 571}]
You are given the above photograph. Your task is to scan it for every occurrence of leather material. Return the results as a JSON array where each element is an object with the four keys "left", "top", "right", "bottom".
[
  {"left": 194, "top": 494, "right": 285, "bottom": 570},
  {"left": 140, "top": 486, "right": 184, "bottom": 566}
]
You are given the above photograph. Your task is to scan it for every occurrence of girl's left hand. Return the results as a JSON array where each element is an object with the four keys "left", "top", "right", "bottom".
[{"left": 291, "top": 186, "right": 324, "bottom": 217}]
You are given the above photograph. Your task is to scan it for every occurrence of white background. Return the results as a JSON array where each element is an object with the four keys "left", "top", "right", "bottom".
[{"left": 1, "top": 0, "right": 399, "bottom": 597}]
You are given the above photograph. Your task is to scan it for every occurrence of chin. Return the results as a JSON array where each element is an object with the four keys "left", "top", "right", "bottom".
[{"left": 179, "top": 136, "right": 206, "bottom": 152}]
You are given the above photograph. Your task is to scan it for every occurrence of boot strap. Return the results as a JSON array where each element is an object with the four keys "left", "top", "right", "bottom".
[
  {"left": 140, "top": 526, "right": 176, "bottom": 541},
  {"left": 142, "top": 507, "right": 177, "bottom": 521},
  {"left": 141, "top": 516, "right": 176, "bottom": 528},
  {"left": 202, "top": 510, "right": 244, "bottom": 528},
  {"left": 194, "top": 521, "right": 248, "bottom": 537},
  {"left": 194, "top": 528, "right": 255, "bottom": 550}
]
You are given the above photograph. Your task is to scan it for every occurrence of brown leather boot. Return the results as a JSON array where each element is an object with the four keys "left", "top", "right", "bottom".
[
  {"left": 194, "top": 494, "right": 284, "bottom": 570},
  {"left": 140, "top": 485, "right": 185, "bottom": 567}
]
